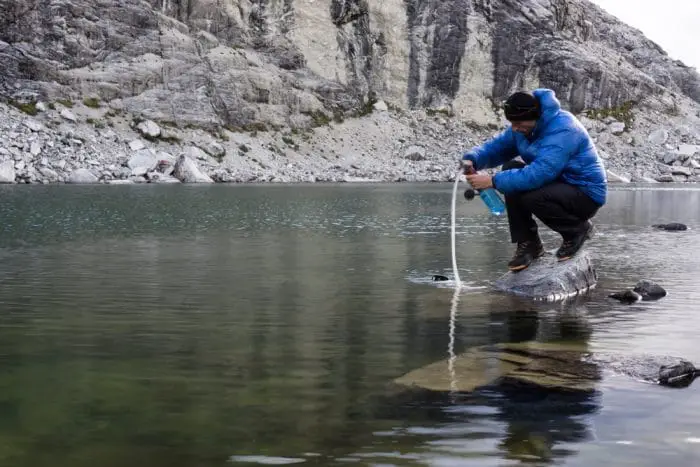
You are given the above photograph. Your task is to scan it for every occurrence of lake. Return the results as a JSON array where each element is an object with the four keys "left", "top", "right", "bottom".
[{"left": 0, "top": 183, "right": 699, "bottom": 466}]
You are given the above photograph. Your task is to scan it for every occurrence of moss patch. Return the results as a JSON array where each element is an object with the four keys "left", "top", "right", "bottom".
[
  {"left": 82, "top": 97, "right": 101, "bottom": 108},
  {"left": 56, "top": 99, "right": 74, "bottom": 108},
  {"left": 9, "top": 100, "right": 38, "bottom": 115},
  {"left": 585, "top": 101, "right": 636, "bottom": 128}
]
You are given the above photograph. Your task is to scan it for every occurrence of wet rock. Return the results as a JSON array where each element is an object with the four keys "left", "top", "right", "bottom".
[
  {"left": 493, "top": 251, "right": 597, "bottom": 301},
  {"left": 652, "top": 223, "right": 688, "bottom": 231},
  {"left": 609, "top": 290, "right": 642, "bottom": 304},
  {"left": 149, "top": 173, "right": 181, "bottom": 184},
  {"left": 659, "top": 361, "right": 698, "bottom": 388},
  {"left": 633, "top": 280, "right": 667, "bottom": 301},
  {"left": 610, "top": 280, "right": 667, "bottom": 304},
  {"left": 107, "top": 179, "right": 135, "bottom": 185},
  {"left": 432, "top": 275, "right": 449, "bottom": 282}
]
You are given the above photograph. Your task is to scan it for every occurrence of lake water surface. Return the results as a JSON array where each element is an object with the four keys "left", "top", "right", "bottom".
[{"left": 0, "top": 183, "right": 699, "bottom": 466}]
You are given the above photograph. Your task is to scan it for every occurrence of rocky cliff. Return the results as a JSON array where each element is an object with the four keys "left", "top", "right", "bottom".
[{"left": 1, "top": 0, "right": 699, "bottom": 185}]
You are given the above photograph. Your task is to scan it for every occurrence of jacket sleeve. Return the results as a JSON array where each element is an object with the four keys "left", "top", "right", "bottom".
[
  {"left": 492, "top": 129, "right": 575, "bottom": 194},
  {"left": 461, "top": 129, "right": 519, "bottom": 170}
]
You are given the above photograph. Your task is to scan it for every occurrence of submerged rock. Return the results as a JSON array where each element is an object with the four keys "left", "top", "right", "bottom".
[
  {"left": 392, "top": 341, "right": 700, "bottom": 395},
  {"left": 493, "top": 252, "right": 596, "bottom": 301},
  {"left": 610, "top": 280, "right": 667, "bottom": 303},
  {"left": 393, "top": 342, "right": 600, "bottom": 394},
  {"left": 633, "top": 280, "right": 667, "bottom": 301},
  {"left": 652, "top": 223, "right": 688, "bottom": 231},
  {"left": 609, "top": 290, "right": 642, "bottom": 304}
]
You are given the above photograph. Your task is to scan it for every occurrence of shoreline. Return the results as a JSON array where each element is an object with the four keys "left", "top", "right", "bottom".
[{"left": 2, "top": 98, "right": 700, "bottom": 187}]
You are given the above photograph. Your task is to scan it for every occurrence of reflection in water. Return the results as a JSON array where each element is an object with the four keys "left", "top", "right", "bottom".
[
  {"left": 373, "top": 296, "right": 599, "bottom": 465},
  {"left": 0, "top": 184, "right": 698, "bottom": 465}
]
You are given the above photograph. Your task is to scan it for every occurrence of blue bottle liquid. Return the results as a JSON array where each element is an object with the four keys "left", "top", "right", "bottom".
[
  {"left": 477, "top": 187, "right": 506, "bottom": 216},
  {"left": 462, "top": 166, "right": 506, "bottom": 216}
]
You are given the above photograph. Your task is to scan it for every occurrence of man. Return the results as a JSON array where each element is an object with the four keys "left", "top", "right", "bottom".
[{"left": 461, "top": 88, "right": 607, "bottom": 272}]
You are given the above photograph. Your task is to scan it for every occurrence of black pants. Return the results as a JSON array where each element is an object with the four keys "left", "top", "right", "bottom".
[{"left": 502, "top": 160, "right": 600, "bottom": 243}]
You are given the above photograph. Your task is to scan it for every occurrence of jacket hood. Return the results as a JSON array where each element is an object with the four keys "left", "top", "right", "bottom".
[{"left": 533, "top": 88, "right": 562, "bottom": 125}]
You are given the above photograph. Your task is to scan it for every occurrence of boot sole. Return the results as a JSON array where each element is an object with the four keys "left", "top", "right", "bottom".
[
  {"left": 557, "top": 223, "right": 594, "bottom": 262},
  {"left": 508, "top": 250, "right": 545, "bottom": 272}
]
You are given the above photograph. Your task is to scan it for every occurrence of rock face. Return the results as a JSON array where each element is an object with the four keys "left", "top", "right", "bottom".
[
  {"left": 0, "top": 0, "right": 699, "bottom": 184},
  {"left": 2, "top": 0, "right": 699, "bottom": 123},
  {"left": 493, "top": 251, "right": 597, "bottom": 301}
]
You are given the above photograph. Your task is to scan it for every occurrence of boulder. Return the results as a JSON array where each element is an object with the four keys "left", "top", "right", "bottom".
[
  {"left": 128, "top": 139, "right": 146, "bottom": 151},
  {"left": 404, "top": 145, "right": 426, "bottom": 161},
  {"left": 609, "top": 280, "right": 666, "bottom": 304},
  {"left": 172, "top": 155, "right": 214, "bottom": 183},
  {"left": 633, "top": 280, "right": 667, "bottom": 301},
  {"left": 606, "top": 170, "right": 630, "bottom": 183},
  {"left": 0, "top": 161, "right": 16, "bottom": 183},
  {"left": 127, "top": 149, "right": 158, "bottom": 171},
  {"left": 648, "top": 129, "right": 669, "bottom": 145},
  {"left": 373, "top": 100, "right": 389, "bottom": 112},
  {"left": 60, "top": 109, "right": 77, "bottom": 122},
  {"left": 135, "top": 119, "right": 161, "bottom": 139},
  {"left": 609, "top": 121, "right": 625, "bottom": 135},
  {"left": 66, "top": 168, "right": 98, "bottom": 184},
  {"left": 493, "top": 251, "right": 597, "bottom": 301}
]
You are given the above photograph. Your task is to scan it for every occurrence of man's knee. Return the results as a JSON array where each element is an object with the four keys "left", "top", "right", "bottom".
[{"left": 502, "top": 158, "right": 526, "bottom": 171}]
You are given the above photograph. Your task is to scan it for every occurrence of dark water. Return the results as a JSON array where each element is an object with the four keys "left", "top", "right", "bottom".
[{"left": 0, "top": 183, "right": 699, "bottom": 466}]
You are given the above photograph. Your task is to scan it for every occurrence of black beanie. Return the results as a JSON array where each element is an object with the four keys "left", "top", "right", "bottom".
[{"left": 503, "top": 91, "right": 541, "bottom": 121}]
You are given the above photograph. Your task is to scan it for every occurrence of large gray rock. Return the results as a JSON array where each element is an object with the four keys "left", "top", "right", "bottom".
[
  {"left": 493, "top": 251, "right": 597, "bottom": 301},
  {"left": 173, "top": 155, "right": 214, "bottom": 183},
  {"left": 66, "top": 168, "right": 98, "bottom": 184},
  {"left": 0, "top": 161, "right": 15, "bottom": 183}
]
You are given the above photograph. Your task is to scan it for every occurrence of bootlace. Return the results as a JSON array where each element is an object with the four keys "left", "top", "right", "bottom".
[{"left": 516, "top": 241, "right": 532, "bottom": 255}]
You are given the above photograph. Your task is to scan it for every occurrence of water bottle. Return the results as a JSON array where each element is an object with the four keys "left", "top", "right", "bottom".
[
  {"left": 477, "top": 187, "right": 506, "bottom": 216},
  {"left": 462, "top": 165, "right": 506, "bottom": 216}
]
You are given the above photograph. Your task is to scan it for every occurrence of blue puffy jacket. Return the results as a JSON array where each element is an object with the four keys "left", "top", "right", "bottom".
[{"left": 462, "top": 89, "right": 607, "bottom": 206}]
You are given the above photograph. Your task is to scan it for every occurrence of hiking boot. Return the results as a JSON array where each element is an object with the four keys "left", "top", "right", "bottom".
[
  {"left": 556, "top": 221, "right": 594, "bottom": 261},
  {"left": 508, "top": 238, "right": 545, "bottom": 272}
]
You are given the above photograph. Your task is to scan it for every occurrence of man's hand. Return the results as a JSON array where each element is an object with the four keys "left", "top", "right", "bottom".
[
  {"left": 461, "top": 159, "right": 474, "bottom": 174},
  {"left": 466, "top": 172, "right": 493, "bottom": 190}
]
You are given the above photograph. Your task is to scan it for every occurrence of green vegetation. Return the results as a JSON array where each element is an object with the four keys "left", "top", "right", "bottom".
[
  {"left": 585, "top": 101, "right": 636, "bottom": 128},
  {"left": 9, "top": 100, "right": 38, "bottom": 115},
  {"left": 426, "top": 107, "right": 453, "bottom": 117},
  {"left": 56, "top": 99, "right": 74, "bottom": 108},
  {"left": 82, "top": 97, "right": 100, "bottom": 108},
  {"left": 282, "top": 135, "right": 300, "bottom": 151},
  {"left": 303, "top": 110, "right": 331, "bottom": 127}
]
